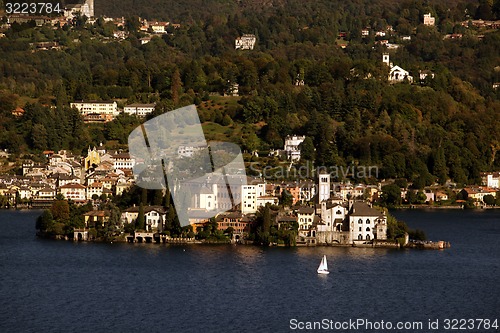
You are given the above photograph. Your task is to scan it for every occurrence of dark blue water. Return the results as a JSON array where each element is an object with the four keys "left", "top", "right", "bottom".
[{"left": 0, "top": 209, "right": 499, "bottom": 332}]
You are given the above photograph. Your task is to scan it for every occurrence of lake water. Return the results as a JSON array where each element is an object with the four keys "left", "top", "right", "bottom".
[{"left": 0, "top": 209, "right": 499, "bottom": 332}]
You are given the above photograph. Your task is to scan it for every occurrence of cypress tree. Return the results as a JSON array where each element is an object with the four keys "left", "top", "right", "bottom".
[{"left": 136, "top": 202, "right": 145, "bottom": 230}]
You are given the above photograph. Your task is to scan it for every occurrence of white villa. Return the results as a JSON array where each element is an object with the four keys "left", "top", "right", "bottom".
[
  {"left": 196, "top": 185, "right": 218, "bottom": 211},
  {"left": 297, "top": 206, "right": 316, "bottom": 231},
  {"left": 481, "top": 172, "right": 500, "bottom": 188},
  {"left": 284, "top": 135, "right": 306, "bottom": 160},
  {"left": 349, "top": 202, "right": 387, "bottom": 243},
  {"left": 235, "top": 34, "right": 256, "bottom": 50},
  {"left": 423, "top": 13, "right": 435, "bottom": 26}
]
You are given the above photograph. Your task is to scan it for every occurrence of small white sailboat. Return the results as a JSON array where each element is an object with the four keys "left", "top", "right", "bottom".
[{"left": 317, "top": 255, "right": 329, "bottom": 274}]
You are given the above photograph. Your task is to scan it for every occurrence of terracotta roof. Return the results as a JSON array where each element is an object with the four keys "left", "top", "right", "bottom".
[
  {"left": 297, "top": 206, "right": 315, "bottom": 214},
  {"left": 277, "top": 216, "right": 297, "bottom": 222},
  {"left": 113, "top": 153, "right": 131, "bottom": 159},
  {"left": 60, "top": 183, "right": 86, "bottom": 189},
  {"left": 83, "top": 210, "right": 110, "bottom": 217}
]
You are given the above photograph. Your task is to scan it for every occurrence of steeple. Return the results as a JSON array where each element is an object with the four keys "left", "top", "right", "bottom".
[{"left": 382, "top": 53, "right": 390, "bottom": 66}]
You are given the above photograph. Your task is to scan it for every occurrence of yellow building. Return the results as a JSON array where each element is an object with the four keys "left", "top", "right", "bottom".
[{"left": 84, "top": 146, "right": 100, "bottom": 171}]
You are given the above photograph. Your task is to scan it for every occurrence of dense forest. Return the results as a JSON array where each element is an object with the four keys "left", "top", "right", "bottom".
[{"left": 0, "top": 0, "right": 499, "bottom": 186}]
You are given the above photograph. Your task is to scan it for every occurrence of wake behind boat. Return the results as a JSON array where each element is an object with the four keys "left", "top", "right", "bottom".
[{"left": 317, "top": 255, "right": 329, "bottom": 274}]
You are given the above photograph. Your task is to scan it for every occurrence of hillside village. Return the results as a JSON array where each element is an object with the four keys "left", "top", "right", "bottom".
[{"left": 1, "top": 141, "right": 497, "bottom": 245}]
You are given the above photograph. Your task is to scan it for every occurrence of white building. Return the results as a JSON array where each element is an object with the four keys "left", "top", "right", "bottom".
[
  {"left": 197, "top": 185, "right": 218, "bottom": 211},
  {"left": 481, "top": 172, "right": 500, "bottom": 188},
  {"left": 70, "top": 100, "right": 118, "bottom": 121},
  {"left": 57, "top": 174, "right": 80, "bottom": 187},
  {"left": 145, "top": 208, "right": 166, "bottom": 232},
  {"left": 18, "top": 186, "right": 32, "bottom": 200},
  {"left": 124, "top": 103, "right": 156, "bottom": 117},
  {"left": 241, "top": 183, "right": 265, "bottom": 214},
  {"left": 423, "top": 13, "right": 435, "bottom": 26},
  {"left": 284, "top": 135, "right": 306, "bottom": 160},
  {"left": 36, "top": 187, "right": 56, "bottom": 200},
  {"left": 349, "top": 202, "right": 387, "bottom": 243},
  {"left": 64, "top": 0, "right": 94, "bottom": 19},
  {"left": 235, "top": 34, "right": 256, "bottom": 50},
  {"left": 389, "top": 66, "right": 413, "bottom": 83},
  {"left": 112, "top": 153, "right": 134, "bottom": 171}
]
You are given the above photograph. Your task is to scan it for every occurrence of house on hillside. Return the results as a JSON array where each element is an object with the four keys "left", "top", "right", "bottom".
[
  {"left": 70, "top": 100, "right": 118, "bottom": 122},
  {"left": 284, "top": 135, "right": 306, "bottom": 161},
  {"left": 423, "top": 13, "right": 435, "bottom": 26},
  {"left": 235, "top": 34, "right": 256, "bottom": 50}
]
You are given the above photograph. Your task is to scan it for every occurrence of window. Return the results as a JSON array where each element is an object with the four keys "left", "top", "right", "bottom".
[
  {"left": 359, "top": 227, "right": 362, "bottom": 231},
  {"left": 358, "top": 219, "right": 363, "bottom": 224},
  {"left": 366, "top": 234, "right": 371, "bottom": 240},
  {"left": 366, "top": 219, "right": 370, "bottom": 224},
  {"left": 358, "top": 234, "right": 363, "bottom": 240},
  {"left": 366, "top": 227, "right": 370, "bottom": 232}
]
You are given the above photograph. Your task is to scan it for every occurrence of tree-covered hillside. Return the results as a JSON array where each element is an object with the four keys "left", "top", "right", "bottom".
[{"left": 0, "top": 0, "right": 499, "bottom": 186}]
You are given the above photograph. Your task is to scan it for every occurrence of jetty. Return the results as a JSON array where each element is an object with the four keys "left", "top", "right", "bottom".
[{"left": 406, "top": 240, "right": 451, "bottom": 250}]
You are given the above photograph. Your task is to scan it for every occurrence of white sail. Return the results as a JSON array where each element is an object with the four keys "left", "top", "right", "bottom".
[{"left": 317, "top": 255, "right": 329, "bottom": 274}]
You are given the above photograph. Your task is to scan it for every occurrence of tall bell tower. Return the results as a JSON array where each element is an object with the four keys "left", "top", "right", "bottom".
[
  {"left": 382, "top": 53, "right": 390, "bottom": 66},
  {"left": 318, "top": 173, "right": 331, "bottom": 203}
]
